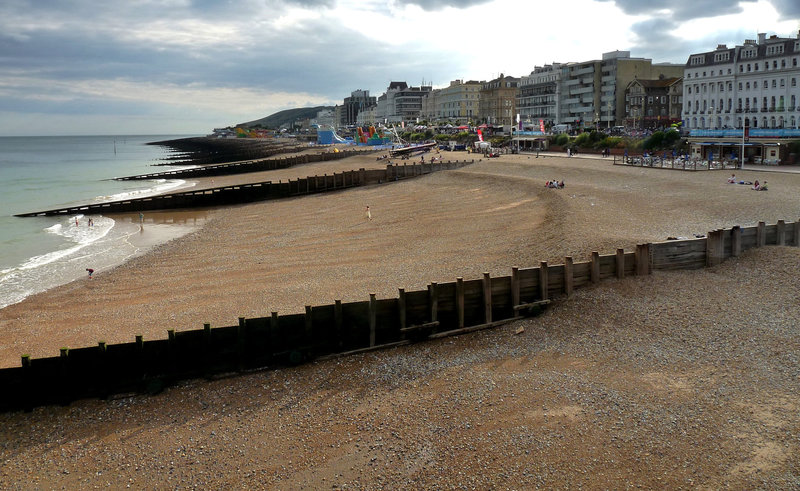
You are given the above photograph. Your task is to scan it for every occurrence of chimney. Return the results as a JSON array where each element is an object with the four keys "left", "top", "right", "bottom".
[{"left": 758, "top": 32, "right": 766, "bottom": 44}]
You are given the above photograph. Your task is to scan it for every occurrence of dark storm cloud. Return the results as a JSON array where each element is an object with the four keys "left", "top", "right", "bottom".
[{"left": 393, "top": 0, "right": 493, "bottom": 11}]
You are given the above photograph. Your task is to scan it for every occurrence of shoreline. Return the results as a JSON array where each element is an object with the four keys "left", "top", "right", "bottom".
[
  {"left": 1, "top": 149, "right": 799, "bottom": 487},
  {"left": 2, "top": 150, "right": 799, "bottom": 366}
]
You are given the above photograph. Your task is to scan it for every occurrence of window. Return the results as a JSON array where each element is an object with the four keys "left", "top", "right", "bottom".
[
  {"left": 688, "top": 86, "right": 692, "bottom": 94},
  {"left": 755, "top": 63, "right": 759, "bottom": 70},
  {"left": 772, "top": 79, "right": 777, "bottom": 88},
  {"left": 747, "top": 64, "right": 751, "bottom": 72},
  {"left": 782, "top": 59, "right": 786, "bottom": 68},
  {"left": 780, "top": 79, "right": 785, "bottom": 87},
  {"left": 793, "top": 78, "right": 797, "bottom": 87},
  {"left": 740, "top": 82, "right": 744, "bottom": 90},
  {"left": 763, "top": 80, "right": 768, "bottom": 89}
]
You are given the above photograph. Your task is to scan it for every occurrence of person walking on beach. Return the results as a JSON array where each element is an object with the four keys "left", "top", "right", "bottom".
[
  {"left": 86, "top": 268, "right": 94, "bottom": 279},
  {"left": 365, "top": 206, "right": 372, "bottom": 221}
]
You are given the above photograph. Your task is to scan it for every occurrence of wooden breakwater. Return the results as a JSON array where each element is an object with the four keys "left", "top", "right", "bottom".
[
  {"left": 115, "top": 148, "right": 376, "bottom": 180},
  {"left": 14, "top": 159, "right": 477, "bottom": 217},
  {"left": 0, "top": 219, "right": 797, "bottom": 412},
  {"left": 148, "top": 137, "right": 308, "bottom": 166}
]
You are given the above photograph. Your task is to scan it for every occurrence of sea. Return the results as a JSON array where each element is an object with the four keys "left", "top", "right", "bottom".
[{"left": 0, "top": 135, "right": 203, "bottom": 309}]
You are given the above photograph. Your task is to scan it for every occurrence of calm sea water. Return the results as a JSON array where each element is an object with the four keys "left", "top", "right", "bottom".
[{"left": 0, "top": 135, "right": 201, "bottom": 309}]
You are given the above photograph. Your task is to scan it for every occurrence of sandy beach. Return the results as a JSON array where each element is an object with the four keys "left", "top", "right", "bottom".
[{"left": 1, "top": 149, "right": 799, "bottom": 488}]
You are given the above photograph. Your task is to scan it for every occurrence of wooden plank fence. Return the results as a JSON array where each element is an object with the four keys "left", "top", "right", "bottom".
[{"left": 1, "top": 219, "right": 797, "bottom": 411}]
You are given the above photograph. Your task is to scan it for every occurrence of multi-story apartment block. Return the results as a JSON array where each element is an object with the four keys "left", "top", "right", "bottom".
[
  {"left": 518, "top": 64, "right": 562, "bottom": 128},
  {"left": 560, "top": 51, "right": 683, "bottom": 130},
  {"left": 375, "top": 81, "right": 432, "bottom": 124},
  {"left": 684, "top": 32, "right": 800, "bottom": 131},
  {"left": 479, "top": 74, "right": 520, "bottom": 127},
  {"left": 341, "top": 90, "right": 376, "bottom": 126},
  {"left": 624, "top": 77, "right": 683, "bottom": 129}
]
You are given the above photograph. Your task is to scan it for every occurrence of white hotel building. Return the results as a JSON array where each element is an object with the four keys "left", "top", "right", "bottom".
[{"left": 683, "top": 32, "right": 800, "bottom": 163}]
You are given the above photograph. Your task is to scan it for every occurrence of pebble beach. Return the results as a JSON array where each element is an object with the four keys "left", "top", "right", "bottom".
[{"left": 1, "top": 149, "right": 799, "bottom": 488}]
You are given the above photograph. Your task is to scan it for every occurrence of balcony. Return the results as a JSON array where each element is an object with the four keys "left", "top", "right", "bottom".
[
  {"left": 769, "top": 106, "right": 776, "bottom": 112},
  {"left": 736, "top": 108, "right": 743, "bottom": 113}
]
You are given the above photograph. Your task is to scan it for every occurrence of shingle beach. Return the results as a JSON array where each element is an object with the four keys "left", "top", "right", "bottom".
[{"left": 1, "top": 150, "right": 799, "bottom": 488}]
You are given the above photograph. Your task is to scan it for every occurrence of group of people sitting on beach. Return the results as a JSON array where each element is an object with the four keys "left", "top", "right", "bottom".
[
  {"left": 727, "top": 174, "right": 768, "bottom": 191},
  {"left": 545, "top": 179, "right": 565, "bottom": 189}
]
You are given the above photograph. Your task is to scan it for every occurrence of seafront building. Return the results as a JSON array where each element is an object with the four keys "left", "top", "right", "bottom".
[
  {"left": 683, "top": 31, "right": 800, "bottom": 164},
  {"left": 558, "top": 51, "right": 683, "bottom": 131},
  {"left": 479, "top": 74, "right": 520, "bottom": 127},
  {"left": 341, "top": 90, "right": 376, "bottom": 126},
  {"left": 518, "top": 64, "right": 563, "bottom": 129},
  {"left": 624, "top": 77, "right": 683, "bottom": 130},
  {"left": 420, "top": 79, "right": 482, "bottom": 124},
  {"left": 375, "top": 81, "right": 432, "bottom": 124}
]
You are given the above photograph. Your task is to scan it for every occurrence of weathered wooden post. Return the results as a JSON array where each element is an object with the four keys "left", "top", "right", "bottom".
[
  {"left": 334, "top": 300, "right": 343, "bottom": 349},
  {"left": 429, "top": 282, "right": 438, "bottom": 325},
  {"left": 616, "top": 249, "right": 625, "bottom": 279},
  {"left": 368, "top": 294, "right": 377, "bottom": 347},
  {"left": 398, "top": 289, "right": 407, "bottom": 334},
  {"left": 794, "top": 219, "right": 800, "bottom": 247},
  {"left": 456, "top": 278, "right": 465, "bottom": 329},
  {"left": 237, "top": 317, "right": 247, "bottom": 371},
  {"left": 511, "top": 267, "right": 520, "bottom": 308},
  {"left": 564, "top": 257, "right": 574, "bottom": 296},
  {"left": 706, "top": 229, "right": 724, "bottom": 266},
  {"left": 539, "top": 261, "right": 549, "bottom": 301},
  {"left": 757, "top": 221, "right": 766, "bottom": 247},
  {"left": 483, "top": 272, "right": 492, "bottom": 324},
  {"left": 304, "top": 306, "right": 313, "bottom": 347},
  {"left": 777, "top": 219, "right": 786, "bottom": 246},
  {"left": 591, "top": 251, "right": 600, "bottom": 284},
  {"left": 635, "top": 244, "right": 650, "bottom": 275},
  {"left": 731, "top": 226, "right": 742, "bottom": 257}
]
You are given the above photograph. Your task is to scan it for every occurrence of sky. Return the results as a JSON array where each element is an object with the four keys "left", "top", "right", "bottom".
[{"left": 1, "top": 0, "right": 799, "bottom": 136}]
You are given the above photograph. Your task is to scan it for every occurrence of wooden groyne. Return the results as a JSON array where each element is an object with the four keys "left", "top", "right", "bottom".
[
  {"left": 1, "top": 219, "right": 796, "bottom": 412},
  {"left": 115, "top": 148, "right": 374, "bottom": 181},
  {"left": 14, "top": 160, "right": 478, "bottom": 217},
  {"left": 148, "top": 137, "right": 309, "bottom": 166}
]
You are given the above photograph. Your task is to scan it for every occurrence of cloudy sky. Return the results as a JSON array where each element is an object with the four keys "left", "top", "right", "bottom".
[{"left": 1, "top": 0, "right": 798, "bottom": 136}]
